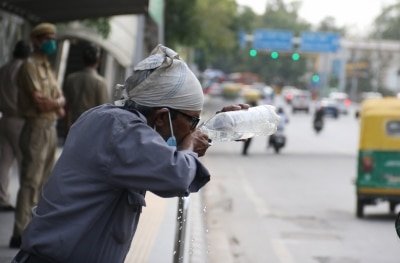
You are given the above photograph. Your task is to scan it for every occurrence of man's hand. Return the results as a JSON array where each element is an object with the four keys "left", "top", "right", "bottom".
[
  {"left": 191, "top": 130, "right": 211, "bottom": 157},
  {"left": 216, "top": 103, "right": 251, "bottom": 142},
  {"left": 33, "top": 92, "right": 54, "bottom": 112},
  {"left": 33, "top": 92, "right": 66, "bottom": 115},
  {"left": 217, "top": 103, "right": 250, "bottom": 114},
  {"left": 178, "top": 130, "right": 211, "bottom": 157}
]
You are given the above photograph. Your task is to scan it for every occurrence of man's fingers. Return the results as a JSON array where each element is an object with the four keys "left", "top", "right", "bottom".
[{"left": 218, "top": 103, "right": 250, "bottom": 113}]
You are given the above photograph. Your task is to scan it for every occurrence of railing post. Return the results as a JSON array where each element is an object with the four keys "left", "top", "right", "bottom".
[{"left": 173, "top": 196, "right": 190, "bottom": 263}]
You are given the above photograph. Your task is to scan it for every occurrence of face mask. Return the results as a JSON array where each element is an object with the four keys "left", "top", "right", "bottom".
[
  {"left": 40, "top": 39, "right": 57, "bottom": 55},
  {"left": 166, "top": 111, "right": 177, "bottom": 147}
]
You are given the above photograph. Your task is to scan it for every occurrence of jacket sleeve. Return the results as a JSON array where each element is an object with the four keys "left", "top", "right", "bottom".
[{"left": 107, "top": 118, "right": 210, "bottom": 197}]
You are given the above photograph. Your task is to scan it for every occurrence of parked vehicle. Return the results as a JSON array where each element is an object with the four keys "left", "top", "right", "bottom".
[
  {"left": 281, "top": 86, "right": 299, "bottom": 104},
  {"left": 356, "top": 98, "right": 400, "bottom": 217},
  {"left": 291, "top": 90, "right": 311, "bottom": 113},
  {"left": 221, "top": 82, "right": 242, "bottom": 99},
  {"left": 251, "top": 83, "right": 275, "bottom": 105},
  {"left": 320, "top": 98, "right": 339, "bottom": 118},
  {"left": 204, "top": 82, "right": 222, "bottom": 96},
  {"left": 329, "top": 91, "right": 351, "bottom": 115},
  {"left": 241, "top": 86, "right": 262, "bottom": 105}
]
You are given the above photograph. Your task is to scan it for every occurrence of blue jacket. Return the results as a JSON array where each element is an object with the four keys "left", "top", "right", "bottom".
[{"left": 21, "top": 104, "right": 210, "bottom": 262}]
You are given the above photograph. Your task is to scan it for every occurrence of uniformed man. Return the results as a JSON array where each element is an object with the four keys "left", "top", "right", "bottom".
[{"left": 10, "top": 22, "right": 66, "bottom": 249}]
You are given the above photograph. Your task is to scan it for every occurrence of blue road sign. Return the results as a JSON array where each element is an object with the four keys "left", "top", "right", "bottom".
[
  {"left": 253, "top": 29, "right": 293, "bottom": 51},
  {"left": 300, "top": 32, "right": 340, "bottom": 53}
]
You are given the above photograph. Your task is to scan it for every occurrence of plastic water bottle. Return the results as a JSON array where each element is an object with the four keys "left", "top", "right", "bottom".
[{"left": 199, "top": 105, "right": 280, "bottom": 142}]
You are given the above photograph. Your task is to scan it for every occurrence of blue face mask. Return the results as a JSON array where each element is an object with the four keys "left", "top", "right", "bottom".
[
  {"left": 40, "top": 39, "right": 57, "bottom": 55},
  {"left": 166, "top": 136, "right": 177, "bottom": 147},
  {"left": 166, "top": 111, "right": 177, "bottom": 147}
]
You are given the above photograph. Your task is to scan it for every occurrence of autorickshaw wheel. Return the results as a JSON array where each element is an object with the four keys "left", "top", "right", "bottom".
[
  {"left": 356, "top": 198, "right": 364, "bottom": 218},
  {"left": 390, "top": 201, "right": 397, "bottom": 213}
]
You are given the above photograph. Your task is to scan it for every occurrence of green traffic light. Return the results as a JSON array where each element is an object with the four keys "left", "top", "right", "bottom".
[
  {"left": 271, "top": 51, "right": 279, "bottom": 59},
  {"left": 312, "top": 74, "right": 320, "bottom": 83},
  {"left": 292, "top": 52, "right": 300, "bottom": 61},
  {"left": 249, "top": 49, "right": 257, "bottom": 57}
]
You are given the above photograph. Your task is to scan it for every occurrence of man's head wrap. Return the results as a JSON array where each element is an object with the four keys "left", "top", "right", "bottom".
[
  {"left": 117, "top": 44, "right": 204, "bottom": 111},
  {"left": 31, "top": 23, "right": 56, "bottom": 38}
]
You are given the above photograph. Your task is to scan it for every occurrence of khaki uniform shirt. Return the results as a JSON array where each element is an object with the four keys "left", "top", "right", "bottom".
[{"left": 17, "top": 53, "right": 61, "bottom": 121}]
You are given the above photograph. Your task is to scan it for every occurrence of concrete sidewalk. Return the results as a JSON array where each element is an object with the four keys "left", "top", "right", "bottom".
[{"left": 0, "top": 148, "right": 208, "bottom": 263}]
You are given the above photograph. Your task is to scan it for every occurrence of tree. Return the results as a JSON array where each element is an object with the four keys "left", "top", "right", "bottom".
[
  {"left": 316, "top": 17, "right": 346, "bottom": 35},
  {"left": 192, "top": 0, "right": 238, "bottom": 68},
  {"left": 234, "top": 6, "right": 258, "bottom": 32},
  {"left": 371, "top": 2, "right": 400, "bottom": 40},
  {"left": 164, "top": 0, "right": 200, "bottom": 48},
  {"left": 257, "top": 0, "right": 310, "bottom": 34},
  {"left": 164, "top": 0, "right": 238, "bottom": 69},
  {"left": 244, "top": 0, "right": 311, "bottom": 85},
  {"left": 81, "top": 18, "right": 111, "bottom": 38}
]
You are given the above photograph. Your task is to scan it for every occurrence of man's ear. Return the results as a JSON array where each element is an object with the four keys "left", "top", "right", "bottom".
[{"left": 153, "top": 108, "right": 169, "bottom": 127}]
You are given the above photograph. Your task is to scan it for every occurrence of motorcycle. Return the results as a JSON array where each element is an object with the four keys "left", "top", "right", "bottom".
[
  {"left": 313, "top": 108, "right": 324, "bottom": 134},
  {"left": 313, "top": 118, "right": 324, "bottom": 133},
  {"left": 268, "top": 130, "right": 286, "bottom": 154}
]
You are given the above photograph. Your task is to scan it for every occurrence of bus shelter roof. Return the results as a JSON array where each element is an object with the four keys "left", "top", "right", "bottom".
[{"left": 0, "top": 0, "right": 149, "bottom": 23}]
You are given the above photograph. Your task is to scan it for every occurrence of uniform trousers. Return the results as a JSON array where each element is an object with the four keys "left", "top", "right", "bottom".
[
  {"left": 12, "top": 118, "right": 57, "bottom": 238},
  {"left": 0, "top": 116, "right": 24, "bottom": 206}
]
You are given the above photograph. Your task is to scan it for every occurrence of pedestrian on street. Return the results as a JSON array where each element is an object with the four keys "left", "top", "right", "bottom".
[
  {"left": 11, "top": 44, "right": 248, "bottom": 263},
  {"left": 63, "top": 43, "right": 109, "bottom": 132},
  {"left": 10, "top": 23, "right": 66, "bottom": 249},
  {"left": 0, "top": 40, "right": 31, "bottom": 212}
]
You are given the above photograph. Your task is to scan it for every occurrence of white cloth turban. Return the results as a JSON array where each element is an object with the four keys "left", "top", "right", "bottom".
[{"left": 120, "top": 44, "right": 204, "bottom": 111}]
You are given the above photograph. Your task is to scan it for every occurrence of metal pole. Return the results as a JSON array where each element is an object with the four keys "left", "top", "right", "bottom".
[{"left": 173, "top": 196, "right": 190, "bottom": 263}]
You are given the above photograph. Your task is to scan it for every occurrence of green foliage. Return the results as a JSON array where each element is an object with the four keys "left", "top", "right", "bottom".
[
  {"left": 257, "top": 0, "right": 310, "bottom": 34},
  {"left": 192, "top": 0, "right": 237, "bottom": 67},
  {"left": 165, "top": 0, "right": 200, "bottom": 47},
  {"left": 316, "top": 17, "right": 346, "bottom": 35},
  {"left": 82, "top": 18, "right": 111, "bottom": 39},
  {"left": 233, "top": 6, "right": 258, "bottom": 32},
  {"left": 230, "top": 0, "right": 310, "bottom": 85},
  {"left": 165, "top": 0, "right": 346, "bottom": 87},
  {"left": 371, "top": 3, "right": 400, "bottom": 40}
]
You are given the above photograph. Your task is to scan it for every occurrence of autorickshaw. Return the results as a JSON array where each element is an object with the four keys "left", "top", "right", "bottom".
[{"left": 356, "top": 98, "right": 400, "bottom": 217}]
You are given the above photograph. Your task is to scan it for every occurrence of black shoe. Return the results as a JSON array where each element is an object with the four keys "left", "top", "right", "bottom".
[
  {"left": 0, "top": 205, "right": 15, "bottom": 212},
  {"left": 9, "top": 236, "right": 21, "bottom": 249}
]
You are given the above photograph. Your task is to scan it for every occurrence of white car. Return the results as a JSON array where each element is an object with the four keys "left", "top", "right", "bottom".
[
  {"left": 320, "top": 98, "right": 339, "bottom": 118},
  {"left": 291, "top": 90, "right": 311, "bottom": 113},
  {"left": 329, "top": 92, "right": 350, "bottom": 114}
]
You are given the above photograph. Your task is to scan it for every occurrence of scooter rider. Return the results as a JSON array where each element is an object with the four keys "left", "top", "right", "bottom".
[
  {"left": 276, "top": 107, "right": 288, "bottom": 131},
  {"left": 268, "top": 107, "right": 288, "bottom": 148},
  {"left": 313, "top": 106, "right": 324, "bottom": 133}
]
